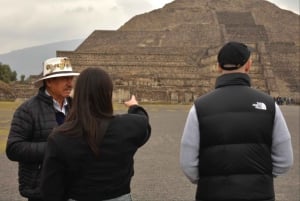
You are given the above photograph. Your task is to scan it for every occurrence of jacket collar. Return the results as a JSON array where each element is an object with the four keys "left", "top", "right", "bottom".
[
  {"left": 37, "top": 86, "right": 53, "bottom": 105},
  {"left": 215, "top": 73, "right": 251, "bottom": 89},
  {"left": 37, "top": 86, "right": 73, "bottom": 109}
]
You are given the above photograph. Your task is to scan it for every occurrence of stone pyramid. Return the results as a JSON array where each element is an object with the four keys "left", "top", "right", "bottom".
[{"left": 57, "top": 0, "right": 300, "bottom": 103}]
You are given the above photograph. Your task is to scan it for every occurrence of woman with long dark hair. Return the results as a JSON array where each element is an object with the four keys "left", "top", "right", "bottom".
[{"left": 41, "top": 67, "right": 151, "bottom": 201}]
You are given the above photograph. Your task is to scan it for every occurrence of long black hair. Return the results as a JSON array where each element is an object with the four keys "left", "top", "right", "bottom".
[{"left": 63, "top": 67, "right": 114, "bottom": 155}]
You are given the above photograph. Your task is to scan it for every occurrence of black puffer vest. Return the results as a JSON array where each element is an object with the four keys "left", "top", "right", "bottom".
[{"left": 194, "top": 73, "right": 275, "bottom": 201}]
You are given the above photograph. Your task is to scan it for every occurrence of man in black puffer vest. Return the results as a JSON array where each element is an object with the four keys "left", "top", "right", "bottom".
[
  {"left": 6, "top": 57, "right": 79, "bottom": 201},
  {"left": 180, "top": 42, "right": 293, "bottom": 201}
]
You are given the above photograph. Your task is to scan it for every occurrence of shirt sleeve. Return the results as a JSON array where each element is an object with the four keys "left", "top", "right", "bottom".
[
  {"left": 272, "top": 104, "right": 294, "bottom": 176},
  {"left": 6, "top": 103, "right": 46, "bottom": 163},
  {"left": 180, "top": 105, "right": 200, "bottom": 184}
]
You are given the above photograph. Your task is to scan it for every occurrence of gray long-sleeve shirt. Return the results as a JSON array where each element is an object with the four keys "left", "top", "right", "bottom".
[{"left": 180, "top": 103, "right": 294, "bottom": 184}]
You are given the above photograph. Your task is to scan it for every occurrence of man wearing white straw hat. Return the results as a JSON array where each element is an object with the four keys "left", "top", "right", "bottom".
[{"left": 6, "top": 57, "right": 79, "bottom": 201}]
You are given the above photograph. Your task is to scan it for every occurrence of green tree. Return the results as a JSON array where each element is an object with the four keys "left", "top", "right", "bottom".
[
  {"left": 11, "top": 70, "right": 17, "bottom": 81},
  {"left": 0, "top": 62, "right": 17, "bottom": 83},
  {"left": 20, "top": 74, "right": 26, "bottom": 82}
]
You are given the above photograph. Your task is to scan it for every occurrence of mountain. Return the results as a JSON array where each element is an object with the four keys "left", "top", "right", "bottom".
[{"left": 0, "top": 39, "right": 84, "bottom": 79}]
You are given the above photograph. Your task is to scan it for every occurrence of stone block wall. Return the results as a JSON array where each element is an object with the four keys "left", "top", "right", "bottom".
[
  {"left": 217, "top": 12, "right": 255, "bottom": 25},
  {"left": 224, "top": 25, "right": 268, "bottom": 42},
  {"left": 0, "top": 81, "right": 15, "bottom": 101},
  {"left": 51, "top": 11, "right": 298, "bottom": 103},
  {"left": 13, "top": 84, "right": 37, "bottom": 99},
  {"left": 58, "top": 44, "right": 270, "bottom": 103},
  {"left": 266, "top": 42, "right": 300, "bottom": 96}
]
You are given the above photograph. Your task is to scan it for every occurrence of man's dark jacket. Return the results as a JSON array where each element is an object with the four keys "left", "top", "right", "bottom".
[
  {"left": 194, "top": 73, "right": 275, "bottom": 201},
  {"left": 6, "top": 87, "right": 71, "bottom": 199}
]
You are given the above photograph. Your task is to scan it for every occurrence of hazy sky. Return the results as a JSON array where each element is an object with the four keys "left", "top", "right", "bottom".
[{"left": 0, "top": 0, "right": 299, "bottom": 54}]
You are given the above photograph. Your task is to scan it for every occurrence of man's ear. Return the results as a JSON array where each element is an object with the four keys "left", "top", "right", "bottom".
[
  {"left": 217, "top": 64, "right": 223, "bottom": 73},
  {"left": 245, "top": 59, "right": 252, "bottom": 72},
  {"left": 44, "top": 78, "right": 53, "bottom": 87}
]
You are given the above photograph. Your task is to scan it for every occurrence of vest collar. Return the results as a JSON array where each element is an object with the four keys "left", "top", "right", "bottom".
[{"left": 215, "top": 73, "right": 251, "bottom": 89}]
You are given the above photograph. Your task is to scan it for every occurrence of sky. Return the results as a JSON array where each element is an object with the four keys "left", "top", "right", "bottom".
[{"left": 0, "top": 0, "right": 299, "bottom": 54}]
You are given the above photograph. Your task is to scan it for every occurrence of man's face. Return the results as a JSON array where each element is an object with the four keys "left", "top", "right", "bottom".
[{"left": 45, "top": 76, "right": 74, "bottom": 101}]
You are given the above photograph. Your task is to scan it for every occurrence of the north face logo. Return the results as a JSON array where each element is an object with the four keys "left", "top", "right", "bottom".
[{"left": 252, "top": 102, "right": 267, "bottom": 110}]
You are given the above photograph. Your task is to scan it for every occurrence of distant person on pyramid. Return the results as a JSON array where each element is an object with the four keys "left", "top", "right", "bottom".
[
  {"left": 6, "top": 57, "right": 79, "bottom": 201},
  {"left": 180, "top": 41, "right": 293, "bottom": 201},
  {"left": 40, "top": 67, "right": 151, "bottom": 201}
]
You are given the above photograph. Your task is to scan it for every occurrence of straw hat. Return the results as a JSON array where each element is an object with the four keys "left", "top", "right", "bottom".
[{"left": 34, "top": 57, "right": 79, "bottom": 87}]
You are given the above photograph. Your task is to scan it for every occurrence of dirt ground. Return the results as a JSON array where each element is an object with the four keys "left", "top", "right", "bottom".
[{"left": 0, "top": 105, "right": 299, "bottom": 201}]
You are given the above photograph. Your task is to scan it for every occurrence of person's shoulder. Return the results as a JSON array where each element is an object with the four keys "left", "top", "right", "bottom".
[
  {"left": 114, "top": 113, "right": 148, "bottom": 124},
  {"left": 48, "top": 127, "right": 74, "bottom": 144},
  {"left": 52, "top": 121, "right": 76, "bottom": 134},
  {"left": 249, "top": 87, "right": 269, "bottom": 95},
  {"left": 111, "top": 115, "right": 149, "bottom": 135},
  {"left": 249, "top": 87, "right": 275, "bottom": 101},
  {"left": 47, "top": 129, "right": 78, "bottom": 154},
  {"left": 14, "top": 95, "right": 39, "bottom": 112},
  {"left": 119, "top": 112, "right": 147, "bottom": 118}
]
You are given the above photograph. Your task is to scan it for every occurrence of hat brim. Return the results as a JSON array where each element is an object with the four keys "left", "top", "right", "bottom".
[{"left": 33, "top": 72, "right": 80, "bottom": 88}]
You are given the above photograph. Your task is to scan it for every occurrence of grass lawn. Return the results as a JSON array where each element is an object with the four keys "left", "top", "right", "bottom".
[
  {"left": 0, "top": 101, "right": 21, "bottom": 153},
  {"left": 0, "top": 129, "right": 7, "bottom": 153}
]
